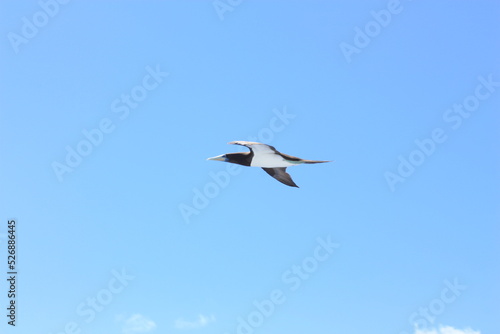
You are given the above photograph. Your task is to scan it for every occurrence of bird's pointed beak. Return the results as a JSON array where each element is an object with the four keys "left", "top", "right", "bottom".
[{"left": 207, "top": 154, "right": 226, "bottom": 161}]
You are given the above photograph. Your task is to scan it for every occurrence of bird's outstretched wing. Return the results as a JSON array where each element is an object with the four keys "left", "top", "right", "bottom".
[
  {"left": 228, "top": 141, "right": 263, "bottom": 147},
  {"left": 229, "top": 141, "right": 311, "bottom": 162},
  {"left": 262, "top": 167, "right": 299, "bottom": 188}
]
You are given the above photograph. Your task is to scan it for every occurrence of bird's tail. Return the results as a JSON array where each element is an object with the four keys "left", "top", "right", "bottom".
[{"left": 302, "top": 160, "right": 331, "bottom": 164}]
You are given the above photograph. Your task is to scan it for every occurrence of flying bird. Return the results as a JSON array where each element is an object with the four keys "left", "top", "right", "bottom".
[{"left": 207, "top": 141, "right": 330, "bottom": 187}]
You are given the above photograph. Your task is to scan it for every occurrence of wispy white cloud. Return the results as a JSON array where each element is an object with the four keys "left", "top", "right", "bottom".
[
  {"left": 415, "top": 325, "right": 480, "bottom": 334},
  {"left": 119, "top": 314, "right": 157, "bottom": 334},
  {"left": 174, "top": 314, "right": 216, "bottom": 330}
]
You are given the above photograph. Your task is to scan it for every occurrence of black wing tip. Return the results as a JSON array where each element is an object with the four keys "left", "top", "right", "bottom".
[
  {"left": 303, "top": 160, "right": 331, "bottom": 164},
  {"left": 284, "top": 180, "right": 299, "bottom": 188},
  {"left": 280, "top": 180, "right": 299, "bottom": 188},
  {"left": 287, "top": 178, "right": 299, "bottom": 188}
]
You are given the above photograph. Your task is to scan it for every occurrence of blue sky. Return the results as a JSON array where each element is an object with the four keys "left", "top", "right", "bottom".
[{"left": 0, "top": 1, "right": 498, "bottom": 334}]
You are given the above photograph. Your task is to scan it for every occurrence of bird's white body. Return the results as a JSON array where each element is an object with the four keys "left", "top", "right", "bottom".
[
  {"left": 250, "top": 154, "right": 296, "bottom": 168},
  {"left": 243, "top": 142, "right": 298, "bottom": 167}
]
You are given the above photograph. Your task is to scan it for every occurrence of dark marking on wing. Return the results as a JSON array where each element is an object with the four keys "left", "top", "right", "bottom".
[
  {"left": 277, "top": 152, "right": 303, "bottom": 162},
  {"left": 262, "top": 167, "right": 299, "bottom": 188}
]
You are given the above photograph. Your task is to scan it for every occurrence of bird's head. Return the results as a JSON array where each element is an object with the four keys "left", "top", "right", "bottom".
[
  {"left": 206, "top": 154, "right": 228, "bottom": 162},
  {"left": 207, "top": 152, "right": 251, "bottom": 166}
]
